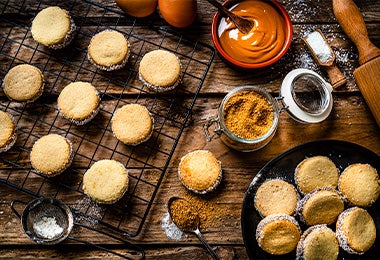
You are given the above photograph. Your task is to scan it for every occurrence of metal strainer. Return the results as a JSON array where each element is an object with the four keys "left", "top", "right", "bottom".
[
  {"left": 10, "top": 197, "right": 145, "bottom": 259},
  {"left": 11, "top": 197, "right": 73, "bottom": 245}
]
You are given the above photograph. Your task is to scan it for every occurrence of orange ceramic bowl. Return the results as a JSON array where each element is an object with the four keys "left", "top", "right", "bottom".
[{"left": 211, "top": 0, "right": 293, "bottom": 69}]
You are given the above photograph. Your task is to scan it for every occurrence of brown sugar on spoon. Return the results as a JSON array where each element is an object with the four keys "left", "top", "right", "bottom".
[{"left": 169, "top": 198, "right": 198, "bottom": 232}]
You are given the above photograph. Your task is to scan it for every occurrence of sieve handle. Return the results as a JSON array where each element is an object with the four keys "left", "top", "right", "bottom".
[
  {"left": 10, "top": 200, "right": 27, "bottom": 219},
  {"left": 68, "top": 222, "right": 145, "bottom": 260}
]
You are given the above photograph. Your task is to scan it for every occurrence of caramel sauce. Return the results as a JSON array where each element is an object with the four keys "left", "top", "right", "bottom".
[{"left": 218, "top": 0, "right": 286, "bottom": 64}]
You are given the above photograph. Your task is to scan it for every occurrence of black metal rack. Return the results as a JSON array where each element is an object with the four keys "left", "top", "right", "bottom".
[{"left": 0, "top": 0, "right": 214, "bottom": 239}]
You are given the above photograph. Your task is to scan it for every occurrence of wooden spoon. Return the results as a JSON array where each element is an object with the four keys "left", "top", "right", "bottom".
[{"left": 206, "top": 0, "right": 254, "bottom": 34}]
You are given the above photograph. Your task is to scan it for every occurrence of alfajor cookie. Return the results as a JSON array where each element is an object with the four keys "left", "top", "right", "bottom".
[
  {"left": 83, "top": 159, "right": 129, "bottom": 204},
  {"left": 31, "top": 6, "right": 76, "bottom": 49},
  {"left": 139, "top": 49, "right": 181, "bottom": 92},
  {"left": 338, "top": 163, "right": 380, "bottom": 207},
  {"left": 111, "top": 103, "right": 153, "bottom": 146},
  {"left": 178, "top": 150, "right": 222, "bottom": 194},
  {"left": 2, "top": 64, "right": 44, "bottom": 103},
  {"left": 295, "top": 156, "right": 339, "bottom": 195}
]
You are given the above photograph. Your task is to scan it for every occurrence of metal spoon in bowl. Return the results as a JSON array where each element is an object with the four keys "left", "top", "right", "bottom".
[
  {"left": 167, "top": 197, "right": 219, "bottom": 260},
  {"left": 205, "top": 0, "right": 254, "bottom": 34}
]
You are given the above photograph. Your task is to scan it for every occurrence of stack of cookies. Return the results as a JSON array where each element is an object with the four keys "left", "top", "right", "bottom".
[{"left": 253, "top": 155, "right": 379, "bottom": 258}]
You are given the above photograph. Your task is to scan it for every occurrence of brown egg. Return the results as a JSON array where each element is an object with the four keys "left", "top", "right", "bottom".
[
  {"left": 158, "top": 0, "right": 197, "bottom": 28},
  {"left": 115, "top": 0, "right": 157, "bottom": 18}
]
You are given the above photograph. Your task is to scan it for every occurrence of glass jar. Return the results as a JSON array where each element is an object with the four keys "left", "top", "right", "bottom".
[{"left": 204, "top": 68, "right": 333, "bottom": 152}]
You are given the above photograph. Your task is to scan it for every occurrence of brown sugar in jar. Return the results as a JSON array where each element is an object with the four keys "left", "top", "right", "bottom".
[
  {"left": 204, "top": 86, "right": 279, "bottom": 152},
  {"left": 204, "top": 71, "right": 334, "bottom": 152},
  {"left": 223, "top": 90, "right": 274, "bottom": 140}
]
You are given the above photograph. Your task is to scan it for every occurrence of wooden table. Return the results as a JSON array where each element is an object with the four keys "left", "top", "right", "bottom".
[{"left": 1, "top": 0, "right": 379, "bottom": 259}]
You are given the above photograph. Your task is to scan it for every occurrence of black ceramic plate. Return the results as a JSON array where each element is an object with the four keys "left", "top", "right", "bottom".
[{"left": 241, "top": 140, "right": 380, "bottom": 259}]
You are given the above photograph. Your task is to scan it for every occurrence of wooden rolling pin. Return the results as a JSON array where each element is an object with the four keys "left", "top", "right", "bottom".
[{"left": 333, "top": 0, "right": 380, "bottom": 126}]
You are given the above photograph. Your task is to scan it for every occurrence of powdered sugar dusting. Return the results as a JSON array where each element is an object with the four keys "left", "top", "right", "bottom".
[
  {"left": 285, "top": 0, "right": 323, "bottom": 22},
  {"left": 33, "top": 216, "right": 63, "bottom": 239},
  {"left": 72, "top": 197, "right": 103, "bottom": 226},
  {"left": 161, "top": 212, "right": 187, "bottom": 241}
]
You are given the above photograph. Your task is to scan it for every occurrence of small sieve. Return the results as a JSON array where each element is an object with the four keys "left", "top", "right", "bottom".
[
  {"left": 11, "top": 197, "right": 73, "bottom": 245},
  {"left": 10, "top": 196, "right": 145, "bottom": 259}
]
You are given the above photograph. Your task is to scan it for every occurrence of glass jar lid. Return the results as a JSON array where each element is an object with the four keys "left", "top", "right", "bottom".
[{"left": 280, "top": 68, "right": 333, "bottom": 123}]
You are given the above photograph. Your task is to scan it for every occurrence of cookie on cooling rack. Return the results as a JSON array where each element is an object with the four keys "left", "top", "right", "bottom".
[
  {"left": 0, "top": 111, "right": 17, "bottom": 153},
  {"left": 111, "top": 103, "right": 154, "bottom": 146},
  {"left": 178, "top": 150, "right": 222, "bottom": 194},
  {"left": 83, "top": 159, "right": 129, "bottom": 204},
  {"left": 336, "top": 207, "right": 376, "bottom": 255},
  {"left": 256, "top": 214, "right": 301, "bottom": 255},
  {"left": 30, "top": 134, "right": 73, "bottom": 177},
  {"left": 338, "top": 163, "right": 380, "bottom": 207},
  {"left": 87, "top": 30, "right": 130, "bottom": 71},
  {"left": 297, "top": 188, "right": 344, "bottom": 226},
  {"left": 2, "top": 64, "right": 44, "bottom": 103},
  {"left": 139, "top": 49, "right": 182, "bottom": 92},
  {"left": 254, "top": 179, "right": 299, "bottom": 217},
  {"left": 31, "top": 6, "right": 76, "bottom": 49},
  {"left": 296, "top": 224, "right": 339, "bottom": 260},
  {"left": 58, "top": 81, "right": 101, "bottom": 125},
  {"left": 295, "top": 156, "right": 339, "bottom": 195}
]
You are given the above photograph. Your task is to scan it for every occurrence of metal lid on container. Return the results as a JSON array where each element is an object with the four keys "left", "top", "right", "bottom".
[{"left": 279, "top": 68, "right": 333, "bottom": 123}]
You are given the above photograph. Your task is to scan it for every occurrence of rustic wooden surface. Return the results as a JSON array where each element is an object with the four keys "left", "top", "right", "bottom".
[{"left": 1, "top": 0, "right": 380, "bottom": 259}]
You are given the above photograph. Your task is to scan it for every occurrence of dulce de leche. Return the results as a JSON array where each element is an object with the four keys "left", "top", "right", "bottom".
[{"left": 218, "top": 0, "right": 286, "bottom": 64}]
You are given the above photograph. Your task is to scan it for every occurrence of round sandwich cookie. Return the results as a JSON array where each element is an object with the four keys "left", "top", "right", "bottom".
[
  {"left": 336, "top": 207, "right": 376, "bottom": 255},
  {"left": 2, "top": 64, "right": 44, "bottom": 103},
  {"left": 295, "top": 156, "right": 339, "bottom": 195},
  {"left": 296, "top": 224, "right": 339, "bottom": 260},
  {"left": 31, "top": 6, "right": 76, "bottom": 49},
  {"left": 254, "top": 179, "right": 299, "bottom": 217},
  {"left": 138, "top": 49, "right": 181, "bottom": 92},
  {"left": 111, "top": 103, "right": 154, "bottom": 146},
  {"left": 178, "top": 150, "right": 222, "bottom": 194},
  {"left": 58, "top": 81, "right": 100, "bottom": 125},
  {"left": 338, "top": 163, "right": 380, "bottom": 207},
  {"left": 297, "top": 188, "right": 344, "bottom": 226},
  {"left": 83, "top": 159, "right": 129, "bottom": 204},
  {"left": 256, "top": 214, "right": 301, "bottom": 255},
  {"left": 30, "top": 134, "right": 73, "bottom": 177},
  {"left": 87, "top": 30, "right": 130, "bottom": 71},
  {"left": 0, "top": 111, "right": 17, "bottom": 153}
]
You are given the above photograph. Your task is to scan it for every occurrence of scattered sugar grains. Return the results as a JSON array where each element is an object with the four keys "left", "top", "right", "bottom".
[
  {"left": 33, "top": 216, "right": 63, "bottom": 239},
  {"left": 162, "top": 194, "right": 235, "bottom": 241},
  {"left": 72, "top": 197, "right": 102, "bottom": 227}
]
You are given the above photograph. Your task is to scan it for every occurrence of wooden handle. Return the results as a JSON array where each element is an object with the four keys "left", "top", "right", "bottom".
[
  {"left": 354, "top": 58, "right": 380, "bottom": 127},
  {"left": 332, "top": 0, "right": 380, "bottom": 65},
  {"left": 324, "top": 62, "right": 347, "bottom": 89}
]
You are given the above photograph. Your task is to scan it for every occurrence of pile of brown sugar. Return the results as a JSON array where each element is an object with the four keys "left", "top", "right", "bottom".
[
  {"left": 184, "top": 194, "right": 236, "bottom": 230},
  {"left": 223, "top": 90, "right": 274, "bottom": 140},
  {"left": 169, "top": 198, "right": 198, "bottom": 231}
]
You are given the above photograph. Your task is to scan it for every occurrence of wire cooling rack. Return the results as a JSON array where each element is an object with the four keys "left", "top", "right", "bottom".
[{"left": 0, "top": 0, "right": 214, "bottom": 239}]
